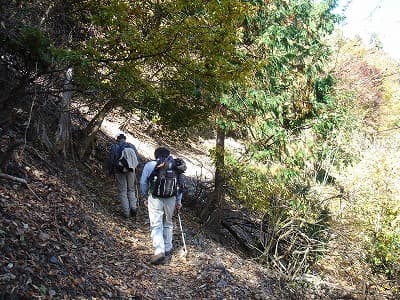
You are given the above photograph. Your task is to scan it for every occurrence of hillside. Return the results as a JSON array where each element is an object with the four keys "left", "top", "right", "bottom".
[{"left": 0, "top": 114, "right": 360, "bottom": 300}]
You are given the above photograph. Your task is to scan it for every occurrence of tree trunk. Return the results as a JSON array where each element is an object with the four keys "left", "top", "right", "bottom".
[
  {"left": 55, "top": 67, "right": 73, "bottom": 158},
  {"left": 78, "top": 99, "right": 115, "bottom": 158},
  {"left": 200, "top": 122, "right": 226, "bottom": 227},
  {"left": 214, "top": 125, "right": 225, "bottom": 207}
]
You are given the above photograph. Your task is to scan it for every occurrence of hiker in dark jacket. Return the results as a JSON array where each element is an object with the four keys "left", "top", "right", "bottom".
[
  {"left": 140, "top": 147, "right": 184, "bottom": 265},
  {"left": 107, "top": 132, "right": 139, "bottom": 218}
]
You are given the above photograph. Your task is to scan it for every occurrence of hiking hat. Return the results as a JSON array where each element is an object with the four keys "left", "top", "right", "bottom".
[
  {"left": 154, "top": 147, "right": 170, "bottom": 159},
  {"left": 116, "top": 131, "right": 126, "bottom": 140}
]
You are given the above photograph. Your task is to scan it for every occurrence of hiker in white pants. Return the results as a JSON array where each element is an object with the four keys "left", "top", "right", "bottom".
[{"left": 140, "top": 147, "right": 184, "bottom": 265}]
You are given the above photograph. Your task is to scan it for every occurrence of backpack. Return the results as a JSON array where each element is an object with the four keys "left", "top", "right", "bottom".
[
  {"left": 116, "top": 146, "right": 137, "bottom": 173},
  {"left": 174, "top": 158, "right": 187, "bottom": 174},
  {"left": 151, "top": 157, "right": 186, "bottom": 198}
]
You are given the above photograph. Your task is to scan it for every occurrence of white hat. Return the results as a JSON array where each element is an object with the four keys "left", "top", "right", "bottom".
[{"left": 116, "top": 131, "right": 126, "bottom": 140}]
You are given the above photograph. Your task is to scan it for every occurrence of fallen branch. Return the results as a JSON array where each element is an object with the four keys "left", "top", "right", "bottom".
[
  {"left": 221, "top": 218, "right": 253, "bottom": 252},
  {"left": 0, "top": 172, "right": 27, "bottom": 184}
]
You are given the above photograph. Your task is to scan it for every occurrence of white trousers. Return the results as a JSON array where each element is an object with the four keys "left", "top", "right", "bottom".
[{"left": 148, "top": 194, "right": 175, "bottom": 255}]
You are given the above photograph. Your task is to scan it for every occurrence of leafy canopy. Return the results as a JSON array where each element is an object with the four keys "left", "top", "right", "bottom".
[{"left": 68, "top": 0, "right": 255, "bottom": 129}]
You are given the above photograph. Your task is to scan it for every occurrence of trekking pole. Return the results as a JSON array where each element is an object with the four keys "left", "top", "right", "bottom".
[{"left": 177, "top": 211, "right": 187, "bottom": 256}]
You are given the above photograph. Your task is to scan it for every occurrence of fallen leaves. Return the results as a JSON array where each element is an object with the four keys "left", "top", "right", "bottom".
[{"left": 0, "top": 144, "right": 293, "bottom": 299}]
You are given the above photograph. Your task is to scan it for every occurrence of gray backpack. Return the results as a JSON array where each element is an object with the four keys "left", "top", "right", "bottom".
[{"left": 117, "top": 147, "right": 138, "bottom": 173}]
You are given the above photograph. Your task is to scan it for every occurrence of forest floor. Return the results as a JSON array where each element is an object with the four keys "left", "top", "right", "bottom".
[{"left": 0, "top": 113, "right": 382, "bottom": 299}]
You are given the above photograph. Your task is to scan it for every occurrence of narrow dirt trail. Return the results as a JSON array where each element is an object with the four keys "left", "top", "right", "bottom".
[
  {"left": 76, "top": 116, "right": 288, "bottom": 298},
  {"left": 0, "top": 147, "right": 279, "bottom": 299},
  {"left": 75, "top": 163, "right": 279, "bottom": 299}
]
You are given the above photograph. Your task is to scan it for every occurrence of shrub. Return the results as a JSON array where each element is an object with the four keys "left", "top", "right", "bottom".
[{"left": 224, "top": 155, "right": 331, "bottom": 278}]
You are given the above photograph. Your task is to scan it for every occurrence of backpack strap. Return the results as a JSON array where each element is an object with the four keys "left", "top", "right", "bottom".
[{"left": 149, "top": 160, "right": 159, "bottom": 181}]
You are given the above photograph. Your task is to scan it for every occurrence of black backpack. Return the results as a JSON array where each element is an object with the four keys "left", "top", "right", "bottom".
[
  {"left": 151, "top": 158, "right": 186, "bottom": 198},
  {"left": 174, "top": 158, "right": 187, "bottom": 174}
]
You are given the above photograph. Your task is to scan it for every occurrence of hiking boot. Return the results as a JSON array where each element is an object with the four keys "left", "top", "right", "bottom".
[
  {"left": 161, "top": 255, "right": 171, "bottom": 265},
  {"left": 150, "top": 253, "right": 165, "bottom": 265}
]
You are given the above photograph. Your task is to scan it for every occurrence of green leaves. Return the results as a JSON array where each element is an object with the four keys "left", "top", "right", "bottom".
[
  {"left": 2, "top": 25, "right": 54, "bottom": 70},
  {"left": 62, "top": 0, "right": 256, "bottom": 130}
]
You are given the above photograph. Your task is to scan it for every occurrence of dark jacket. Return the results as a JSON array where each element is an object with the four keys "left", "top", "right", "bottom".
[{"left": 107, "top": 141, "right": 138, "bottom": 175}]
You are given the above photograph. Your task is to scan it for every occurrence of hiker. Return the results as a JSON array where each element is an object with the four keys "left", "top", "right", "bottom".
[
  {"left": 140, "top": 147, "right": 186, "bottom": 265},
  {"left": 107, "top": 132, "right": 139, "bottom": 218}
]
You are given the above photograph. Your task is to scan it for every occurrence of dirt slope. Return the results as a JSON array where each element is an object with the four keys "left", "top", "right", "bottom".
[
  {"left": 0, "top": 116, "right": 359, "bottom": 299},
  {"left": 0, "top": 144, "right": 281, "bottom": 299}
]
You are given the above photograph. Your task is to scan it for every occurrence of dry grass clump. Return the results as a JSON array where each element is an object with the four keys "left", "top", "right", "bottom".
[{"left": 318, "top": 129, "right": 400, "bottom": 298}]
